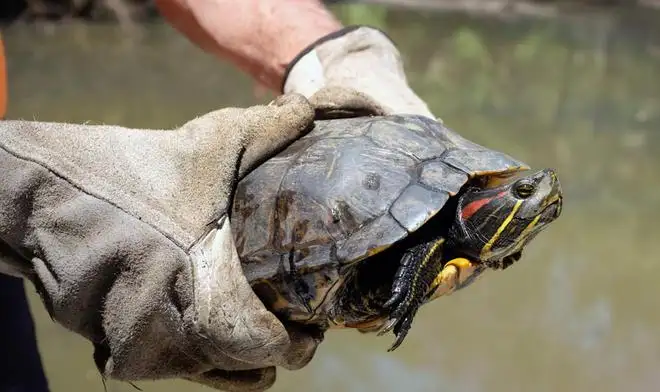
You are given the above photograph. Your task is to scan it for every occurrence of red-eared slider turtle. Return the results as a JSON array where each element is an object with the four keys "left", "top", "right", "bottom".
[{"left": 230, "top": 114, "right": 563, "bottom": 351}]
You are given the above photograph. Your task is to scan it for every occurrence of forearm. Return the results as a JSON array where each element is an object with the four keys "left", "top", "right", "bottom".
[{"left": 155, "top": 0, "right": 342, "bottom": 91}]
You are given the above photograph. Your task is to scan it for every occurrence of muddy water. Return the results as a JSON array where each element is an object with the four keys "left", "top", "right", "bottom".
[{"left": 2, "top": 4, "right": 659, "bottom": 392}]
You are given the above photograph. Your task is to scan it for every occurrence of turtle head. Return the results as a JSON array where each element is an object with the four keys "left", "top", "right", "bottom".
[{"left": 449, "top": 168, "right": 563, "bottom": 269}]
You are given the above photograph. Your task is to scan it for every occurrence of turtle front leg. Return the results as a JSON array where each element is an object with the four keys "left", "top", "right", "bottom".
[
  {"left": 426, "top": 257, "right": 483, "bottom": 302},
  {"left": 378, "top": 238, "right": 446, "bottom": 351}
]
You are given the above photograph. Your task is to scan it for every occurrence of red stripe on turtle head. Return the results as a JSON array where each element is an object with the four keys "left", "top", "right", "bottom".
[{"left": 461, "top": 190, "right": 507, "bottom": 220}]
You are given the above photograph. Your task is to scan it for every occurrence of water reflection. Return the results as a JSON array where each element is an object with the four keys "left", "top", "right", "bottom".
[{"left": 3, "top": 4, "right": 659, "bottom": 392}]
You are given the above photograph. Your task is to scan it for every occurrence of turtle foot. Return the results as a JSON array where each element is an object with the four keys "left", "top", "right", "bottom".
[{"left": 377, "top": 239, "right": 445, "bottom": 351}]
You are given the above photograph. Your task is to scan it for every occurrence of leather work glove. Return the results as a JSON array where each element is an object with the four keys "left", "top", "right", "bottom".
[
  {"left": 0, "top": 94, "right": 321, "bottom": 392},
  {"left": 283, "top": 25, "right": 435, "bottom": 119}
]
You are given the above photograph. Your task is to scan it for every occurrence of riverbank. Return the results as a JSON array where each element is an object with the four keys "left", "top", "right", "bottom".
[{"left": 2, "top": 0, "right": 660, "bottom": 25}]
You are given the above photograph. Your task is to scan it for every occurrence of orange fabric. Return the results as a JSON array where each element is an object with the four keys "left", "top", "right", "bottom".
[{"left": 0, "top": 36, "right": 6, "bottom": 119}]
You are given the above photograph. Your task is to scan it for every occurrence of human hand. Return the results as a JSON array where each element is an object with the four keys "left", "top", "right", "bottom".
[
  {"left": 0, "top": 94, "right": 321, "bottom": 391},
  {"left": 282, "top": 26, "right": 435, "bottom": 119}
]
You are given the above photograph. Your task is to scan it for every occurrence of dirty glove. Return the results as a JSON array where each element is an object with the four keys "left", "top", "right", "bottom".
[
  {"left": 0, "top": 94, "right": 321, "bottom": 392},
  {"left": 283, "top": 25, "right": 435, "bottom": 119}
]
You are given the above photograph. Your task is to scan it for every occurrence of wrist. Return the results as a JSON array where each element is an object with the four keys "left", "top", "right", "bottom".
[
  {"left": 254, "top": 4, "right": 342, "bottom": 90},
  {"left": 158, "top": 0, "right": 342, "bottom": 92},
  {"left": 233, "top": 15, "right": 342, "bottom": 92},
  {"left": 282, "top": 25, "right": 395, "bottom": 95}
]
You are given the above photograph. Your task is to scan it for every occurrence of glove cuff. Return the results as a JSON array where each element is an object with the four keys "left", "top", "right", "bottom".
[
  {"left": 282, "top": 25, "right": 435, "bottom": 119},
  {"left": 281, "top": 25, "right": 398, "bottom": 94}
]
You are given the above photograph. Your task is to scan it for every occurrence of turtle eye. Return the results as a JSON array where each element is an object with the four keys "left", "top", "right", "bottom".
[{"left": 514, "top": 182, "right": 536, "bottom": 199}]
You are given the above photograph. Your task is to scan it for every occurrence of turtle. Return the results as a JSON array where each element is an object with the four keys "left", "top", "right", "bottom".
[{"left": 230, "top": 114, "right": 563, "bottom": 351}]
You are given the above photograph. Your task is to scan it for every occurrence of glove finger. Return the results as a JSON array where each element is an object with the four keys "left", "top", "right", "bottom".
[
  {"left": 308, "top": 86, "right": 387, "bottom": 120},
  {"left": 278, "top": 323, "right": 325, "bottom": 371},
  {"left": 238, "top": 93, "right": 315, "bottom": 178},
  {"left": 190, "top": 217, "right": 297, "bottom": 369},
  {"left": 186, "top": 367, "right": 276, "bottom": 392}
]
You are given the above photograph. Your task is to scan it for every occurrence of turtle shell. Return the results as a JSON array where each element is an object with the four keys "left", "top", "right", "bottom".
[{"left": 230, "top": 114, "right": 528, "bottom": 324}]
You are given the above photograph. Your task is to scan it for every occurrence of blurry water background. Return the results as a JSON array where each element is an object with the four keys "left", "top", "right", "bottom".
[{"left": 2, "top": 2, "right": 660, "bottom": 391}]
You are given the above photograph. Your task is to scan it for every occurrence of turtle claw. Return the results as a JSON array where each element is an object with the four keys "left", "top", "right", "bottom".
[
  {"left": 378, "top": 310, "right": 415, "bottom": 352},
  {"left": 387, "top": 313, "right": 414, "bottom": 352},
  {"left": 381, "top": 290, "right": 403, "bottom": 310},
  {"left": 377, "top": 318, "right": 397, "bottom": 337},
  {"left": 378, "top": 240, "right": 445, "bottom": 351},
  {"left": 377, "top": 292, "right": 420, "bottom": 351}
]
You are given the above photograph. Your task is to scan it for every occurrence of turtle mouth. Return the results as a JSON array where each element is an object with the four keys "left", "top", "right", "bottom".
[
  {"left": 481, "top": 198, "right": 562, "bottom": 270},
  {"left": 540, "top": 197, "right": 562, "bottom": 222},
  {"left": 485, "top": 252, "right": 520, "bottom": 270}
]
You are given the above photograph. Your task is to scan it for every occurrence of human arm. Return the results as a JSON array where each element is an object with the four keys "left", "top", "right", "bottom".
[
  {"left": 154, "top": 0, "right": 342, "bottom": 91},
  {"left": 155, "top": 1, "right": 434, "bottom": 118}
]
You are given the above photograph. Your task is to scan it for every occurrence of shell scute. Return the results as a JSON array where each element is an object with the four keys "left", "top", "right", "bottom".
[
  {"left": 232, "top": 159, "right": 289, "bottom": 257},
  {"left": 390, "top": 185, "right": 450, "bottom": 233},
  {"left": 336, "top": 214, "right": 408, "bottom": 264},
  {"left": 366, "top": 118, "right": 447, "bottom": 160},
  {"left": 419, "top": 160, "right": 470, "bottom": 195},
  {"left": 442, "top": 148, "right": 529, "bottom": 176},
  {"left": 279, "top": 136, "right": 415, "bottom": 242}
]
